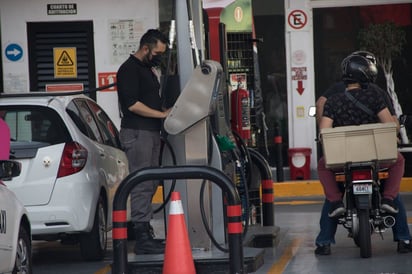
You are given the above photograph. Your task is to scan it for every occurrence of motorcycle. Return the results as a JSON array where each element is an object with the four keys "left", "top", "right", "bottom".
[
  {"left": 319, "top": 122, "right": 399, "bottom": 258},
  {"left": 332, "top": 161, "right": 395, "bottom": 258},
  {"left": 309, "top": 106, "right": 401, "bottom": 258}
]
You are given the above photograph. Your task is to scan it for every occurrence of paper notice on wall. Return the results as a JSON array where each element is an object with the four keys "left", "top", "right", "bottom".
[
  {"left": 4, "top": 73, "right": 27, "bottom": 92},
  {"left": 109, "top": 19, "right": 145, "bottom": 65}
]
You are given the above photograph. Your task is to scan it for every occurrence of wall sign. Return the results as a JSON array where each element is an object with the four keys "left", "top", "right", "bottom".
[
  {"left": 5, "top": 43, "right": 23, "bottom": 62},
  {"left": 291, "top": 67, "right": 307, "bottom": 95},
  {"left": 287, "top": 9, "right": 308, "bottom": 31},
  {"left": 47, "top": 3, "right": 77, "bottom": 15},
  {"left": 53, "top": 47, "right": 77, "bottom": 78},
  {"left": 98, "top": 72, "right": 117, "bottom": 92},
  {"left": 296, "top": 106, "right": 305, "bottom": 118},
  {"left": 292, "top": 50, "right": 307, "bottom": 65},
  {"left": 109, "top": 19, "right": 145, "bottom": 64},
  {"left": 46, "top": 83, "right": 83, "bottom": 92}
]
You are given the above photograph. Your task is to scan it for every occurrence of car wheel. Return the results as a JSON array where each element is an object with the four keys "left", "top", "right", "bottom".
[
  {"left": 79, "top": 196, "right": 107, "bottom": 261},
  {"left": 13, "top": 224, "right": 32, "bottom": 274}
]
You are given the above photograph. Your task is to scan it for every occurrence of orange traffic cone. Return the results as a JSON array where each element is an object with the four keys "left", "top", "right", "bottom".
[{"left": 162, "top": 191, "right": 196, "bottom": 274}]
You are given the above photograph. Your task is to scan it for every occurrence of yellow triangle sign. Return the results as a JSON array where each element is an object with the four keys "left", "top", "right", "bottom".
[{"left": 57, "top": 50, "right": 74, "bottom": 66}]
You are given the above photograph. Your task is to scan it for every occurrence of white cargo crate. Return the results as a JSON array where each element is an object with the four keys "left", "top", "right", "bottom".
[{"left": 320, "top": 122, "right": 398, "bottom": 168}]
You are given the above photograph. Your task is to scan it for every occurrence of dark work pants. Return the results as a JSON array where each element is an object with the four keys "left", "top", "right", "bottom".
[{"left": 120, "top": 128, "right": 161, "bottom": 223}]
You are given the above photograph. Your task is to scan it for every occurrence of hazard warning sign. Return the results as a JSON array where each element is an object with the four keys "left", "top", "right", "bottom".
[{"left": 53, "top": 47, "right": 77, "bottom": 78}]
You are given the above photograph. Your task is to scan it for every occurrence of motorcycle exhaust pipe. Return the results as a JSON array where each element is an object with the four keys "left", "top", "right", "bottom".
[{"left": 383, "top": 215, "right": 396, "bottom": 228}]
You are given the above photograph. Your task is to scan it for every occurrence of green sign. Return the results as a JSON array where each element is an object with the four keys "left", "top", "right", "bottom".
[{"left": 220, "top": 0, "right": 253, "bottom": 32}]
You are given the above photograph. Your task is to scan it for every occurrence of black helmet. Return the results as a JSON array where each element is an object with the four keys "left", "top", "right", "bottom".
[
  {"left": 341, "top": 55, "right": 378, "bottom": 84},
  {"left": 351, "top": 50, "right": 377, "bottom": 65}
]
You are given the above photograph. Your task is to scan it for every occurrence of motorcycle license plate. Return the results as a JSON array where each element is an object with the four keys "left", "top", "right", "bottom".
[{"left": 353, "top": 183, "right": 372, "bottom": 195}]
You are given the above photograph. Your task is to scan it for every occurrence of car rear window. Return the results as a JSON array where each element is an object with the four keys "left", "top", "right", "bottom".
[
  {"left": 66, "top": 98, "right": 122, "bottom": 149},
  {"left": 0, "top": 106, "right": 71, "bottom": 151}
]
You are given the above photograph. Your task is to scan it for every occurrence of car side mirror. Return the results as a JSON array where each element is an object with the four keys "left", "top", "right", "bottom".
[
  {"left": 0, "top": 160, "right": 21, "bottom": 180},
  {"left": 308, "top": 106, "right": 316, "bottom": 117}
]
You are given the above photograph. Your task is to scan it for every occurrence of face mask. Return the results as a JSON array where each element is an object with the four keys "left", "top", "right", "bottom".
[{"left": 150, "top": 54, "right": 162, "bottom": 67}]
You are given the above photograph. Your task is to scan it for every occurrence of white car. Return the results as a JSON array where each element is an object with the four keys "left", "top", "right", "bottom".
[
  {"left": 0, "top": 160, "right": 32, "bottom": 274},
  {"left": 0, "top": 93, "right": 129, "bottom": 261}
]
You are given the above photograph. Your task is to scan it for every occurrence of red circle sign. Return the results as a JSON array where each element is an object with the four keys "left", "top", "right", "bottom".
[{"left": 288, "top": 10, "right": 307, "bottom": 30}]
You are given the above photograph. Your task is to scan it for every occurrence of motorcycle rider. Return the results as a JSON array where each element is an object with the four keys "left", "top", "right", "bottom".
[{"left": 314, "top": 51, "right": 411, "bottom": 255}]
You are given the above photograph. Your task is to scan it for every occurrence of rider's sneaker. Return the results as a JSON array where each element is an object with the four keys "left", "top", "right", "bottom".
[
  {"left": 328, "top": 200, "right": 345, "bottom": 217},
  {"left": 397, "top": 240, "right": 412, "bottom": 253},
  {"left": 315, "top": 244, "right": 331, "bottom": 255},
  {"left": 381, "top": 198, "right": 399, "bottom": 214}
]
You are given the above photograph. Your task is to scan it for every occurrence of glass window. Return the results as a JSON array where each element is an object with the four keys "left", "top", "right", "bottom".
[
  {"left": 0, "top": 106, "right": 70, "bottom": 145},
  {"left": 86, "top": 100, "right": 121, "bottom": 149},
  {"left": 67, "top": 99, "right": 102, "bottom": 143}
]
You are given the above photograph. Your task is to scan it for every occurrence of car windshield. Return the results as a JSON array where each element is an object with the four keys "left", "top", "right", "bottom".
[{"left": 0, "top": 106, "right": 71, "bottom": 145}]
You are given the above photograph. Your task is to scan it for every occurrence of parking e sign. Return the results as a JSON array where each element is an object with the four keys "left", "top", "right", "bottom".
[{"left": 288, "top": 9, "right": 308, "bottom": 31}]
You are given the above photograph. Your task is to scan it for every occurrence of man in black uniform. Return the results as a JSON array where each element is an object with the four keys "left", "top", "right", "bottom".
[{"left": 117, "top": 29, "right": 169, "bottom": 255}]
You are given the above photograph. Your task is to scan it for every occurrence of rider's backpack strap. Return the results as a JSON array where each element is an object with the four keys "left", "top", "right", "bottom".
[{"left": 344, "top": 90, "right": 374, "bottom": 116}]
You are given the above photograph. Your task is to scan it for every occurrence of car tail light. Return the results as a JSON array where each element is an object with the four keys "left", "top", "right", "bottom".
[
  {"left": 351, "top": 169, "right": 372, "bottom": 181},
  {"left": 57, "top": 142, "right": 88, "bottom": 178}
]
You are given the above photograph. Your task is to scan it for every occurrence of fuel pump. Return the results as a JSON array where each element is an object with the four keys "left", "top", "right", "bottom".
[{"left": 163, "top": 60, "right": 254, "bottom": 247}]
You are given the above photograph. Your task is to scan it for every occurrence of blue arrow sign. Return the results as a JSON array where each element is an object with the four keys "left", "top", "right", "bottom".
[{"left": 5, "top": 43, "right": 23, "bottom": 62}]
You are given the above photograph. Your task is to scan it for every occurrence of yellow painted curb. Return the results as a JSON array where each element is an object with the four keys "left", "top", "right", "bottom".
[
  {"left": 274, "top": 177, "right": 412, "bottom": 198},
  {"left": 94, "top": 265, "right": 111, "bottom": 274},
  {"left": 152, "top": 177, "right": 412, "bottom": 202},
  {"left": 273, "top": 181, "right": 324, "bottom": 198}
]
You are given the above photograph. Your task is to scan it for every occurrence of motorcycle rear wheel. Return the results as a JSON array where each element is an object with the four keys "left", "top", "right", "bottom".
[
  {"left": 358, "top": 209, "right": 372, "bottom": 258},
  {"left": 353, "top": 219, "right": 373, "bottom": 247}
]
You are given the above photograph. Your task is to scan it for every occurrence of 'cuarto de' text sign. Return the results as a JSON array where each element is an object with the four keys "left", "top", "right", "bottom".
[
  {"left": 47, "top": 4, "right": 77, "bottom": 15},
  {"left": 53, "top": 47, "right": 77, "bottom": 78}
]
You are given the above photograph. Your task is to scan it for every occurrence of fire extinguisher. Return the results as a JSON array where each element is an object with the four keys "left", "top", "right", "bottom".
[{"left": 231, "top": 85, "right": 251, "bottom": 140}]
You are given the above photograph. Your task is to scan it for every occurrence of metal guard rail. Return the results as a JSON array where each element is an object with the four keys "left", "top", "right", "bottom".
[
  {"left": 112, "top": 165, "right": 245, "bottom": 274},
  {"left": 248, "top": 148, "right": 274, "bottom": 226}
]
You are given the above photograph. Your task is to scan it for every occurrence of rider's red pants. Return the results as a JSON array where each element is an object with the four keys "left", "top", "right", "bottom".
[{"left": 317, "top": 152, "right": 405, "bottom": 202}]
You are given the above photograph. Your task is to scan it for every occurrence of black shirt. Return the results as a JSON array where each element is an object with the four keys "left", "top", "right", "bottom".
[
  {"left": 323, "top": 87, "right": 387, "bottom": 127},
  {"left": 117, "top": 55, "right": 162, "bottom": 130},
  {"left": 322, "top": 82, "right": 395, "bottom": 115}
]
